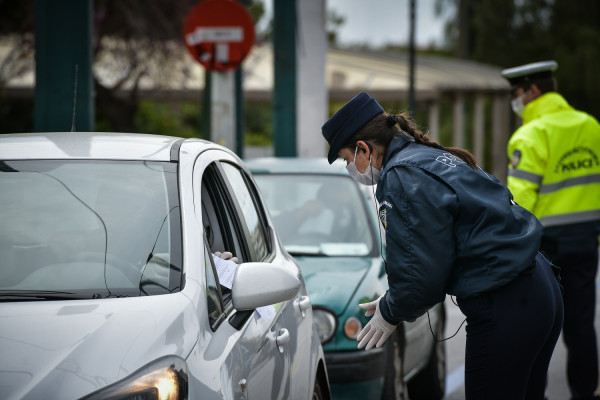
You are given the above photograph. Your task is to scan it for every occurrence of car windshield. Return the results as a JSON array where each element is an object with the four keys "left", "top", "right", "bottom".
[
  {"left": 253, "top": 174, "right": 377, "bottom": 257},
  {"left": 0, "top": 160, "right": 182, "bottom": 299}
]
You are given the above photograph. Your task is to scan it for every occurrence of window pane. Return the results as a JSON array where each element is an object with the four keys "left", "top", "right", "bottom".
[
  {"left": 221, "top": 163, "right": 269, "bottom": 261},
  {"left": 253, "top": 174, "right": 377, "bottom": 256},
  {"left": 0, "top": 160, "right": 182, "bottom": 297},
  {"left": 205, "top": 246, "right": 223, "bottom": 327}
]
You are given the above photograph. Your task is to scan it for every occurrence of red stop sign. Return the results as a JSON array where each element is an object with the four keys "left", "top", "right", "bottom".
[{"left": 183, "top": 0, "right": 255, "bottom": 71}]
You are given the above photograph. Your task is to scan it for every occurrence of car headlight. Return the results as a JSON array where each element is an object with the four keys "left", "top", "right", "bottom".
[
  {"left": 344, "top": 316, "right": 363, "bottom": 340},
  {"left": 312, "top": 307, "right": 337, "bottom": 344},
  {"left": 81, "top": 356, "right": 188, "bottom": 400}
]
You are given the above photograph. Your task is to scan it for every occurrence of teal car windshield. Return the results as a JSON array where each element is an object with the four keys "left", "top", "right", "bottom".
[
  {"left": 253, "top": 174, "right": 377, "bottom": 257},
  {"left": 0, "top": 160, "right": 182, "bottom": 299}
]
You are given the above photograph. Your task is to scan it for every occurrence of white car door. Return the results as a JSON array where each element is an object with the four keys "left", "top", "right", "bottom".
[{"left": 194, "top": 155, "right": 292, "bottom": 399}]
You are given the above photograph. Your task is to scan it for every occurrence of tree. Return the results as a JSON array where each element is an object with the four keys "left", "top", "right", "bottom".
[
  {"left": 437, "top": 0, "right": 600, "bottom": 118},
  {"left": 0, "top": 0, "right": 266, "bottom": 132}
]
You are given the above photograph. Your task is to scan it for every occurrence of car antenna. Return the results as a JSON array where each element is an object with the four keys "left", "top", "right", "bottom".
[{"left": 71, "top": 64, "right": 78, "bottom": 132}]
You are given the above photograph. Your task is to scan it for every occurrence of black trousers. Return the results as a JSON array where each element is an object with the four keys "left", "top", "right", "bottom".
[
  {"left": 457, "top": 252, "right": 564, "bottom": 400},
  {"left": 542, "top": 240, "right": 599, "bottom": 400}
]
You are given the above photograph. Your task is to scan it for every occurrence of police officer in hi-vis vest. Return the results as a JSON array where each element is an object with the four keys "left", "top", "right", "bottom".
[{"left": 502, "top": 61, "right": 600, "bottom": 400}]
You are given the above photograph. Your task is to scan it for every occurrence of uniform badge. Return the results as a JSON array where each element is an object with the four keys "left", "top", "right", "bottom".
[
  {"left": 435, "top": 152, "right": 465, "bottom": 168},
  {"left": 511, "top": 150, "right": 522, "bottom": 168},
  {"left": 379, "top": 208, "right": 387, "bottom": 229}
]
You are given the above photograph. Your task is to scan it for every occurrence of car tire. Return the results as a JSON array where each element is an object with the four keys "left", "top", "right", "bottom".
[
  {"left": 381, "top": 328, "right": 407, "bottom": 400},
  {"left": 407, "top": 311, "right": 446, "bottom": 400},
  {"left": 312, "top": 376, "right": 324, "bottom": 400}
]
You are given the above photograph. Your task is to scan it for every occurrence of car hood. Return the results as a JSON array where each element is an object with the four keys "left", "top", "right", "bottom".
[
  {"left": 0, "top": 293, "right": 199, "bottom": 400},
  {"left": 295, "top": 256, "right": 378, "bottom": 315}
]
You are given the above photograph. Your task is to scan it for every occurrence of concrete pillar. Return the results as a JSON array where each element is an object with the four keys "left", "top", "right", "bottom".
[
  {"left": 473, "top": 94, "right": 485, "bottom": 166},
  {"left": 492, "top": 93, "right": 511, "bottom": 183},
  {"left": 297, "top": 0, "right": 327, "bottom": 158},
  {"left": 452, "top": 94, "right": 465, "bottom": 148},
  {"left": 427, "top": 100, "right": 440, "bottom": 142}
]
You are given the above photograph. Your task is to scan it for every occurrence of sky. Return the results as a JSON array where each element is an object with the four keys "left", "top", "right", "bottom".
[{"left": 260, "top": 0, "right": 454, "bottom": 48}]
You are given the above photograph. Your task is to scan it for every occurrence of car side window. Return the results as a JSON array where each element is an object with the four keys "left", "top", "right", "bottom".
[
  {"left": 201, "top": 163, "right": 245, "bottom": 261},
  {"left": 220, "top": 162, "right": 271, "bottom": 261},
  {"left": 204, "top": 243, "right": 224, "bottom": 330}
]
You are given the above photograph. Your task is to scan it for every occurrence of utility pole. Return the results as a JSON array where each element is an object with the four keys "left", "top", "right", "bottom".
[
  {"left": 34, "top": 0, "right": 94, "bottom": 132},
  {"left": 408, "top": 0, "right": 416, "bottom": 118},
  {"left": 272, "top": 0, "right": 297, "bottom": 157}
]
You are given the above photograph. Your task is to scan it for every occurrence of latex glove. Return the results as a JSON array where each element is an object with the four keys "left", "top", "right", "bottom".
[
  {"left": 214, "top": 251, "right": 239, "bottom": 264},
  {"left": 356, "top": 294, "right": 397, "bottom": 350}
]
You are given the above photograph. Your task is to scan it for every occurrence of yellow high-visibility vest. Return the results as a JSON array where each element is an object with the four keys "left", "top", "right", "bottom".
[{"left": 507, "top": 92, "right": 600, "bottom": 227}]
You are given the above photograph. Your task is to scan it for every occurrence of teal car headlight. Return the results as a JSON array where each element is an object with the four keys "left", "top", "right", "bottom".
[
  {"left": 312, "top": 307, "right": 337, "bottom": 344},
  {"left": 343, "top": 316, "right": 363, "bottom": 340},
  {"left": 81, "top": 356, "right": 188, "bottom": 400}
]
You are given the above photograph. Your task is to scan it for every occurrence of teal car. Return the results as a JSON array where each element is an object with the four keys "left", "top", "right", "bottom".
[{"left": 247, "top": 157, "right": 446, "bottom": 400}]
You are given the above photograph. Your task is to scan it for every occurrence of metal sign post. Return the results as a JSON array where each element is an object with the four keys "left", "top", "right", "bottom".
[{"left": 183, "top": 0, "right": 254, "bottom": 150}]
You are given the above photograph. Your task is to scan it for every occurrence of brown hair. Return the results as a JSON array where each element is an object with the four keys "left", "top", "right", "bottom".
[
  {"left": 519, "top": 76, "right": 557, "bottom": 95},
  {"left": 342, "top": 112, "right": 478, "bottom": 169}
]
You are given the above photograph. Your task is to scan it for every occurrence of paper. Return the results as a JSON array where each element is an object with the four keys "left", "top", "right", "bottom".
[
  {"left": 212, "top": 255, "right": 237, "bottom": 289},
  {"left": 212, "top": 254, "right": 276, "bottom": 320},
  {"left": 256, "top": 305, "right": 275, "bottom": 320}
]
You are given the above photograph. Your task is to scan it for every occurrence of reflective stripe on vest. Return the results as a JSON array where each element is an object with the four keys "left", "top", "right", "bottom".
[
  {"left": 539, "top": 173, "right": 600, "bottom": 194},
  {"left": 541, "top": 209, "right": 600, "bottom": 227},
  {"left": 508, "top": 168, "right": 543, "bottom": 184},
  {"left": 509, "top": 170, "right": 600, "bottom": 194}
]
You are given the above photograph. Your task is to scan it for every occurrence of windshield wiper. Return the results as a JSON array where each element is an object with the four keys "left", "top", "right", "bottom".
[
  {"left": 288, "top": 250, "right": 327, "bottom": 257},
  {"left": 0, "top": 290, "right": 89, "bottom": 301}
]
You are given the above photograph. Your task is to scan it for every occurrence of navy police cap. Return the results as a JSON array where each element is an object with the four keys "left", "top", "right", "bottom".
[
  {"left": 501, "top": 60, "right": 558, "bottom": 91},
  {"left": 321, "top": 92, "right": 384, "bottom": 164}
]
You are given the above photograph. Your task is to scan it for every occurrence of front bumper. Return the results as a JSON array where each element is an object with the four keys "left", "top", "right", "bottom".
[{"left": 325, "top": 346, "right": 387, "bottom": 383}]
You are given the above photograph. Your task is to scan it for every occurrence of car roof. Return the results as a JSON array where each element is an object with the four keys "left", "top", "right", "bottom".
[
  {"left": 245, "top": 157, "right": 349, "bottom": 175},
  {"left": 0, "top": 132, "right": 208, "bottom": 161}
]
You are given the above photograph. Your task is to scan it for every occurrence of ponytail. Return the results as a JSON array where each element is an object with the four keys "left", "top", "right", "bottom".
[
  {"left": 343, "top": 111, "right": 478, "bottom": 170},
  {"left": 389, "top": 114, "right": 478, "bottom": 170}
]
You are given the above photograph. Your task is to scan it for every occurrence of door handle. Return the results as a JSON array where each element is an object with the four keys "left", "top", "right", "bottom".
[
  {"left": 276, "top": 328, "right": 290, "bottom": 353},
  {"left": 295, "top": 296, "right": 311, "bottom": 317}
]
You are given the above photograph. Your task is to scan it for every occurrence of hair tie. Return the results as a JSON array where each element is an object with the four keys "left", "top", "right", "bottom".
[{"left": 386, "top": 114, "right": 397, "bottom": 127}]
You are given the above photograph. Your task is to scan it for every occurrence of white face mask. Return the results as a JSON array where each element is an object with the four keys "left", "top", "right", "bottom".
[
  {"left": 346, "top": 146, "right": 381, "bottom": 186},
  {"left": 511, "top": 95, "right": 526, "bottom": 117}
]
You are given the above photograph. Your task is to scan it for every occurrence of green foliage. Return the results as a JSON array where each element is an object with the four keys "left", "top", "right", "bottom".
[
  {"left": 134, "top": 100, "right": 203, "bottom": 138},
  {"left": 447, "top": 0, "right": 600, "bottom": 118},
  {"left": 244, "top": 101, "right": 272, "bottom": 145},
  {"left": 0, "top": 97, "right": 33, "bottom": 134}
]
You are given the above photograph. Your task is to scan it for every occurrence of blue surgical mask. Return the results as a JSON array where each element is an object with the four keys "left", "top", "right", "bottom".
[{"left": 346, "top": 146, "right": 381, "bottom": 186}]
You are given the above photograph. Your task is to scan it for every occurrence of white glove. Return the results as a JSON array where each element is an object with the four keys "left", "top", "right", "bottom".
[
  {"left": 214, "top": 251, "right": 239, "bottom": 264},
  {"left": 357, "top": 294, "right": 397, "bottom": 350}
]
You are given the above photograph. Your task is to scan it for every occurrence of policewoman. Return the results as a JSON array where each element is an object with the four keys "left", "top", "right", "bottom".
[
  {"left": 502, "top": 61, "right": 600, "bottom": 400},
  {"left": 321, "top": 92, "right": 564, "bottom": 400}
]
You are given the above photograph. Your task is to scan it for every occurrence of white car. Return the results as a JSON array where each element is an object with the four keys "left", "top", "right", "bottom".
[{"left": 0, "top": 132, "right": 331, "bottom": 400}]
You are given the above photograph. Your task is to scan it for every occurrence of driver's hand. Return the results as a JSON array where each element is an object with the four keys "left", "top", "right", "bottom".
[{"left": 214, "top": 251, "right": 239, "bottom": 264}]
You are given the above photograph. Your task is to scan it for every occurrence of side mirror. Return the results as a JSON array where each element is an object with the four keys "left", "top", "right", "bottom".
[{"left": 232, "top": 262, "right": 301, "bottom": 310}]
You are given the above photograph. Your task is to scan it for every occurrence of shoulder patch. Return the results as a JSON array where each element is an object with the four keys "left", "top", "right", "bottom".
[
  {"left": 379, "top": 207, "right": 387, "bottom": 230},
  {"left": 435, "top": 152, "right": 465, "bottom": 168},
  {"left": 511, "top": 150, "right": 522, "bottom": 168}
]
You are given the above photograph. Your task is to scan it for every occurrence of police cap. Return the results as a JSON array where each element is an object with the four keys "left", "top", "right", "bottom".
[
  {"left": 501, "top": 60, "right": 558, "bottom": 92},
  {"left": 321, "top": 92, "right": 384, "bottom": 164}
]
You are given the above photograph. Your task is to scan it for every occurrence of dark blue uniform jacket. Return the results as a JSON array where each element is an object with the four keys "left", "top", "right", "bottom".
[{"left": 376, "top": 135, "right": 543, "bottom": 324}]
